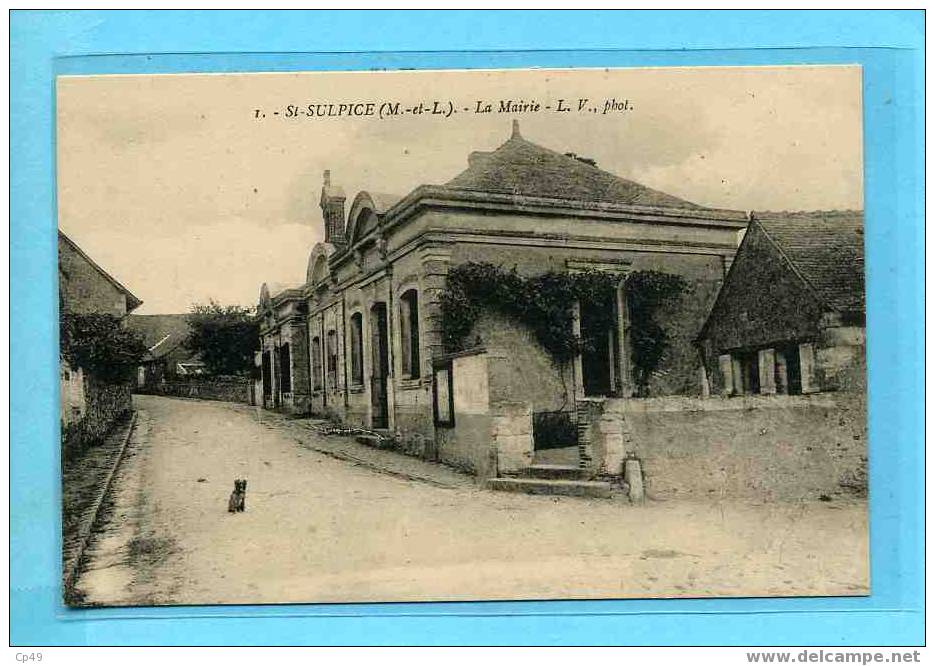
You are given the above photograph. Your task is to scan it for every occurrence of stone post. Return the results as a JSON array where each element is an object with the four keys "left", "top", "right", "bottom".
[
  {"left": 616, "top": 280, "right": 635, "bottom": 398},
  {"left": 492, "top": 402, "right": 533, "bottom": 473},
  {"left": 758, "top": 347, "right": 776, "bottom": 395},
  {"left": 718, "top": 354, "right": 734, "bottom": 396},
  {"left": 799, "top": 342, "right": 818, "bottom": 394},
  {"left": 572, "top": 301, "right": 585, "bottom": 398}
]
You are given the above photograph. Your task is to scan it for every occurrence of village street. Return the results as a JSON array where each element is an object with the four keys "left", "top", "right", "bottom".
[{"left": 75, "top": 395, "right": 869, "bottom": 606}]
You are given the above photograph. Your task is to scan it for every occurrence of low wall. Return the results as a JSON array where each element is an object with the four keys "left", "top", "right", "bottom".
[
  {"left": 591, "top": 392, "right": 867, "bottom": 501},
  {"left": 491, "top": 402, "right": 534, "bottom": 473},
  {"left": 138, "top": 377, "right": 251, "bottom": 404},
  {"left": 434, "top": 350, "right": 535, "bottom": 478},
  {"left": 61, "top": 373, "right": 133, "bottom": 459}
]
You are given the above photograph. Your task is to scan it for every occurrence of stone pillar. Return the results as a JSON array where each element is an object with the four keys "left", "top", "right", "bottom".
[
  {"left": 718, "top": 354, "right": 734, "bottom": 396},
  {"left": 616, "top": 280, "right": 635, "bottom": 397},
  {"left": 758, "top": 348, "right": 776, "bottom": 395},
  {"left": 492, "top": 402, "right": 533, "bottom": 472},
  {"left": 289, "top": 319, "right": 311, "bottom": 413},
  {"left": 799, "top": 342, "right": 819, "bottom": 393},
  {"left": 572, "top": 301, "right": 585, "bottom": 398},
  {"left": 419, "top": 246, "right": 452, "bottom": 372},
  {"left": 731, "top": 356, "right": 744, "bottom": 395}
]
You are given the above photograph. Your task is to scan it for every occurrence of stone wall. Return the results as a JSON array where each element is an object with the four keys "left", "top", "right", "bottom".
[
  {"left": 491, "top": 402, "right": 534, "bottom": 473},
  {"left": 61, "top": 370, "right": 133, "bottom": 459},
  {"left": 477, "top": 314, "right": 573, "bottom": 412},
  {"left": 140, "top": 376, "right": 251, "bottom": 404},
  {"left": 588, "top": 392, "right": 867, "bottom": 501}
]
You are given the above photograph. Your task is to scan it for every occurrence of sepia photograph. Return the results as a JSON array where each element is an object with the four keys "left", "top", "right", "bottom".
[{"left": 56, "top": 65, "right": 868, "bottom": 607}]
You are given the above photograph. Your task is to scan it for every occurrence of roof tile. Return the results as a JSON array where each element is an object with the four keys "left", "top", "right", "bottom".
[
  {"left": 755, "top": 210, "right": 865, "bottom": 313},
  {"left": 445, "top": 132, "right": 701, "bottom": 209}
]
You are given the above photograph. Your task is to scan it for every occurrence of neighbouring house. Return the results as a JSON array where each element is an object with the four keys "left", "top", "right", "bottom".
[
  {"left": 257, "top": 121, "right": 754, "bottom": 479},
  {"left": 257, "top": 282, "right": 310, "bottom": 412},
  {"left": 126, "top": 314, "right": 206, "bottom": 391},
  {"left": 59, "top": 230, "right": 142, "bottom": 454},
  {"left": 697, "top": 211, "right": 866, "bottom": 396}
]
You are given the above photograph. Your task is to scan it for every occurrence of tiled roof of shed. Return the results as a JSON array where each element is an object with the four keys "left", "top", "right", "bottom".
[
  {"left": 444, "top": 123, "right": 702, "bottom": 209},
  {"left": 126, "top": 314, "right": 192, "bottom": 360},
  {"left": 756, "top": 210, "right": 865, "bottom": 314}
]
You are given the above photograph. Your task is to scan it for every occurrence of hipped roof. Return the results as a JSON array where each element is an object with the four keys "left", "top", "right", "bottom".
[{"left": 444, "top": 124, "right": 702, "bottom": 210}]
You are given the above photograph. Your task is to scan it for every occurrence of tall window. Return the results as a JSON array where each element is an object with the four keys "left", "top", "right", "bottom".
[
  {"left": 311, "top": 336, "right": 322, "bottom": 390},
  {"left": 399, "top": 289, "right": 421, "bottom": 379},
  {"left": 279, "top": 344, "right": 292, "bottom": 393},
  {"left": 350, "top": 313, "right": 364, "bottom": 386},
  {"left": 326, "top": 330, "right": 338, "bottom": 388}
]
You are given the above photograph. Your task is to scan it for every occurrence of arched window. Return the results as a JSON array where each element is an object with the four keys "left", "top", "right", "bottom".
[
  {"left": 399, "top": 289, "right": 420, "bottom": 379},
  {"left": 311, "top": 336, "right": 322, "bottom": 390},
  {"left": 349, "top": 312, "right": 364, "bottom": 386}
]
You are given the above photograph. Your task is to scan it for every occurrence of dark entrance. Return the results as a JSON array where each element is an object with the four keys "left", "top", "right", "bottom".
[
  {"left": 776, "top": 344, "right": 802, "bottom": 395},
  {"left": 737, "top": 350, "right": 760, "bottom": 395},
  {"left": 370, "top": 302, "right": 390, "bottom": 429},
  {"left": 261, "top": 351, "right": 272, "bottom": 405},
  {"left": 580, "top": 300, "right": 617, "bottom": 397}
]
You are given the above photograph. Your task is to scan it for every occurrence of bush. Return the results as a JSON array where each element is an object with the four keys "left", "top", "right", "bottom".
[{"left": 60, "top": 312, "right": 147, "bottom": 382}]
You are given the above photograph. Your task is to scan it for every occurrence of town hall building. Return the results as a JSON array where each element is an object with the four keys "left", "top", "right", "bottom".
[{"left": 258, "top": 121, "right": 757, "bottom": 480}]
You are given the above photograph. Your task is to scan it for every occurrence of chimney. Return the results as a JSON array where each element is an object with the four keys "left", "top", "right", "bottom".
[
  {"left": 565, "top": 152, "right": 597, "bottom": 167},
  {"left": 320, "top": 170, "right": 346, "bottom": 247},
  {"left": 511, "top": 119, "right": 521, "bottom": 139}
]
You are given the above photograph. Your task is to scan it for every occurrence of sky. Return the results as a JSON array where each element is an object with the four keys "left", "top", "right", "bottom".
[{"left": 57, "top": 66, "right": 863, "bottom": 314}]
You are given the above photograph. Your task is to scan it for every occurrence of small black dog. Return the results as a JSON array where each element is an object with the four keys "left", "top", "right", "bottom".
[{"left": 227, "top": 479, "right": 247, "bottom": 513}]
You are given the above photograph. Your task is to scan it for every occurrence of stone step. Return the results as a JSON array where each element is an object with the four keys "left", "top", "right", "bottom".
[
  {"left": 486, "top": 477, "right": 612, "bottom": 499},
  {"left": 518, "top": 464, "right": 591, "bottom": 481}
]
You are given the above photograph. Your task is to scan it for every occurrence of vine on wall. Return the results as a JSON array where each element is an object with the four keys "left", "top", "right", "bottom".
[
  {"left": 439, "top": 262, "right": 686, "bottom": 396},
  {"left": 624, "top": 270, "right": 689, "bottom": 396},
  {"left": 60, "top": 312, "right": 148, "bottom": 382}
]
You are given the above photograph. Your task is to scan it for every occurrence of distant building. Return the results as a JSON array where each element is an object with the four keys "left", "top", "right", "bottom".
[
  {"left": 59, "top": 231, "right": 142, "bottom": 453},
  {"left": 697, "top": 211, "right": 865, "bottom": 396},
  {"left": 126, "top": 314, "right": 205, "bottom": 391},
  {"left": 257, "top": 283, "right": 309, "bottom": 412}
]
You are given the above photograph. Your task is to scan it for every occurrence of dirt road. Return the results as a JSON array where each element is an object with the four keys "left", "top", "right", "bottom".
[{"left": 76, "top": 394, "right": 869, "bottom": 606}]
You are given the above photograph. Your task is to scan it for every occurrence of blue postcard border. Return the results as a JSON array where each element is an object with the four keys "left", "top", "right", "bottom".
[{"left": 10, "top": 10, "right": 925, "bottom": 646}]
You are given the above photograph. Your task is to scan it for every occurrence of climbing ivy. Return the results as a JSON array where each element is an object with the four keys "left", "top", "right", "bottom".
[
  {"left": 624, "top": 270, "right": 688, "bottom": 396},
  {"left": 439, "top": 262, "right": 686, "bottom": 396},
  {"left": 60, "top": 312, "right": 148, "bottom": 382}
]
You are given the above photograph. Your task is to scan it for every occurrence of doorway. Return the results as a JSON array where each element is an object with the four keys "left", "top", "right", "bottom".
[
  {"left": 261, "top": 350, "right": 272, "bottom": 406},
  {"left": 580, "top": 300, "right": 617, "bottom": 397},
  {"left": 370, "top": 303, "right": 390, "bottom": 429}
]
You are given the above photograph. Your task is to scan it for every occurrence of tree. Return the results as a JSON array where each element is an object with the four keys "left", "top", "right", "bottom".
[
  {"left": 60, "top": 312, "right": 148, "bottom": 382},
  {"left": 185, "top": 301, "right": 259, "bottom": 376}
]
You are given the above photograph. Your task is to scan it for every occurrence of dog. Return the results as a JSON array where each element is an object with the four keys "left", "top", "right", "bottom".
[{"left": 227, "top": 479, "right": 247, "bottom": 513}]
